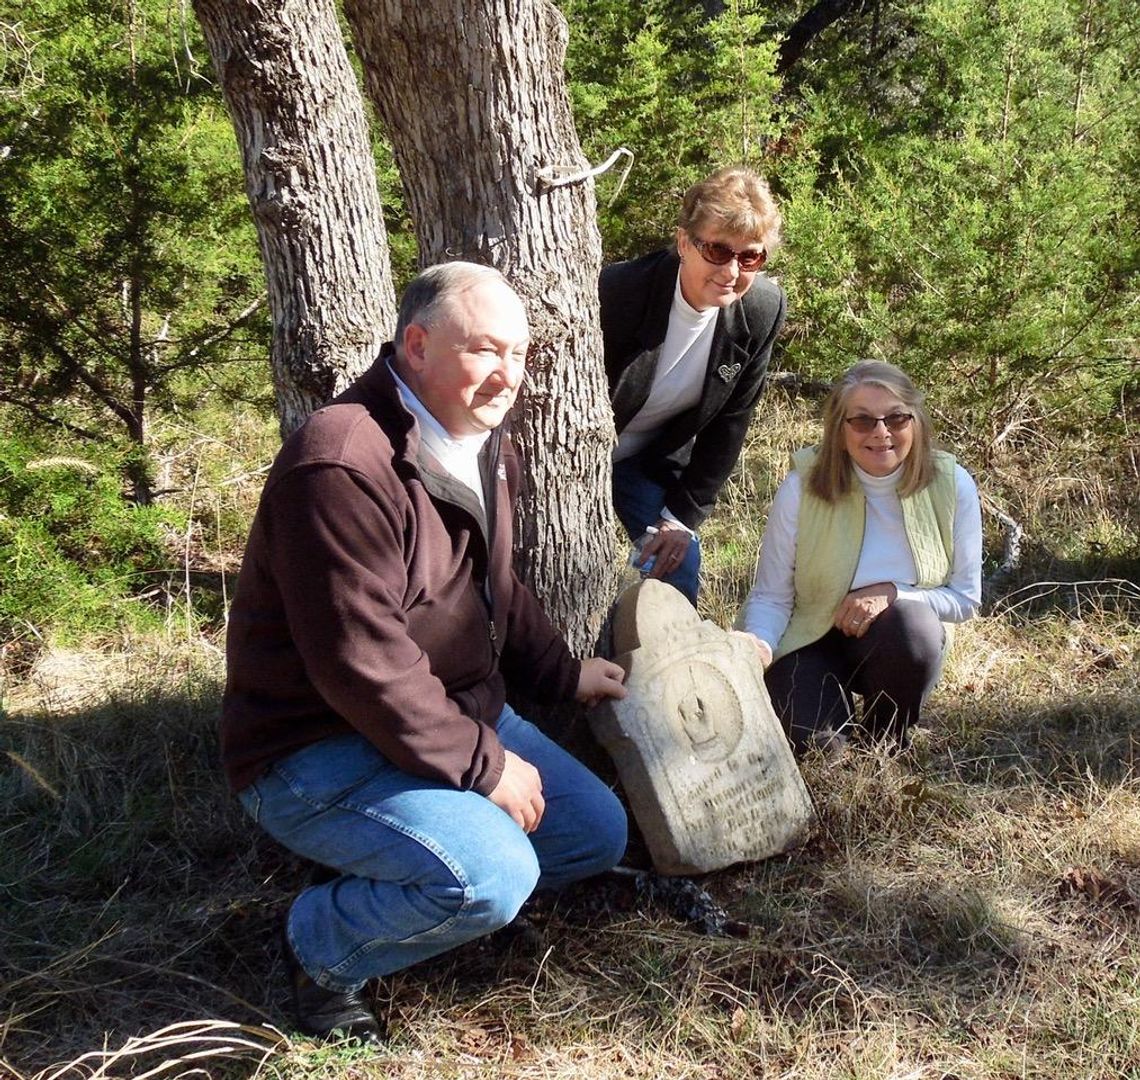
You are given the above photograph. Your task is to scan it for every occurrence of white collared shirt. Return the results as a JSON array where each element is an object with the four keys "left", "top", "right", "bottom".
[{"left": 390, "top": 362, "right": 491, "bottom": 512}]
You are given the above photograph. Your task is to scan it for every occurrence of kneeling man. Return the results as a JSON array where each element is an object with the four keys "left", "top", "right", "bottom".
[{"left": 221, "top": 263, "right": 628, "bottom": 1045}]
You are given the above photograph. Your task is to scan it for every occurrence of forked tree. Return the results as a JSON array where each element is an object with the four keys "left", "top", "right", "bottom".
[
  {"left": 194, "top": 0, "right": 397, "bottom": 437},
  {"left": 195, "top": 0, "right": 617, "bottom": 652},
  {"left": 345, "top": 0, "right": 617, "bottom": 652}
]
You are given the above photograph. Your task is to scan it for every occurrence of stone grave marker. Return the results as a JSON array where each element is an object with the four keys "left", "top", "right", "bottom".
[{"left": 592, "top": 579, "right": 814, "bottom": 875}]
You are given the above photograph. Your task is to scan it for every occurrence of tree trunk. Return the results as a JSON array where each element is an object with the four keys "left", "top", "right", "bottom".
[
  {"left": 345, "top": 0, "right": 618, "bottom": 654},
  {"left": 193, "top": 0, "right": 397, "bottom": 437}
]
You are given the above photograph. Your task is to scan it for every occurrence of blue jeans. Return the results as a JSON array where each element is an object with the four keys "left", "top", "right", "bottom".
[
  {"left": 237, "top": 705, "right": 627, "bottom": 991},
  {"left": 612, "top": 453, "right": 700, "bottom": 605}
]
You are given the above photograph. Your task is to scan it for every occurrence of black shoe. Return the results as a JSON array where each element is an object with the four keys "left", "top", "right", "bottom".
[
  {"left": 483, "top": 911, "right": 547, "bottom": 956},
  {"left": 281, "top": 928, "right": 385, "bottom": 1047},
  {"left": 805, "top": 726, "right": 850, "bottom": 758}
]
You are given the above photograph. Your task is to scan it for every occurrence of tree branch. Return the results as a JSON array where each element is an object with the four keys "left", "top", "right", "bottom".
[
  {"left": 45, "top": 338, "right": 138, "bottom": 434},
  {"left": 766, "top": 369, "right": 833, "bottom": 398},
  {"left": 178, "top": 293, "right": 267, "bottom": 361},
  {"left": 777, "top": 0, "right": 865, "bottom": 76},
  {"left": 980, "top": 492, "right": 1024, "bottom": 591},
  {"left": 0, "top": 391, "right": 101, "bottom": 442}
]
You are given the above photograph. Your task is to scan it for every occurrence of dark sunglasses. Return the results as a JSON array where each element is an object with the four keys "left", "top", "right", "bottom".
[
  {"left": 844, "top": 412, "right": 914, "bottom": 434},
  {"left": 690, "top": 236, "right": 768, "bottom": 272}
]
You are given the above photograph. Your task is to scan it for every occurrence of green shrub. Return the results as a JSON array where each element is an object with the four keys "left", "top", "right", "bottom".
[{"left": 0, "top": 434, "right": 180, "bottom": 643}]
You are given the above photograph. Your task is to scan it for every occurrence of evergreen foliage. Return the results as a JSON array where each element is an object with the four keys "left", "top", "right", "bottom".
[
  {"left": 562, "top": 0, "right": 781, "bottom": 258},
  {"left": 776, "top": 0, "right": 1139, "bottom": 440},
  {"left": 0, "top": 0, "right": 268, "bottom": 503},
  {"left": 0, "top": 428, "right": 174, "bottom": 644},
  {"left": 561, "top": 0, "right": 1137, "bottom": 441}
]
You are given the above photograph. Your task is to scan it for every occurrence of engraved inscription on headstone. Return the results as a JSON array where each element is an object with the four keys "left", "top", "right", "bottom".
[{"left": 592, "top": 579, "right": 814, "bottom": 875}]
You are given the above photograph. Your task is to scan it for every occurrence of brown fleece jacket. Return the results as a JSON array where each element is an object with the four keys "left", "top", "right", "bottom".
[{"left": 220, "top": 352, "right": 581, "bottom": 796}]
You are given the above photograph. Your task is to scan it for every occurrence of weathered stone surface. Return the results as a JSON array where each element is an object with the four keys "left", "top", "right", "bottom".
[{"left": 592, "top": 579, "right": 814, "bottom": 875}]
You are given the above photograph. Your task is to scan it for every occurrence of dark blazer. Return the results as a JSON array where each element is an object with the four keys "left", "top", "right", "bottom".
[{"left": 600, "top": 247, "right": 786, "bottom": 529}]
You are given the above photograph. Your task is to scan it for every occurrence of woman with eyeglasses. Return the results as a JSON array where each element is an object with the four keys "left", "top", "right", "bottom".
[
  {"left": 736, "top": 360, "right": 983, "bottom": 753},
  {"left": 601, "top": 166, "right": 786, "bottom": 605}
]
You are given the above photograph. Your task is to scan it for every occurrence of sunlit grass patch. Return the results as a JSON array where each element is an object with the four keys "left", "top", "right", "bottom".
[{"left": 2, "top": 395, "right": 1139, "bottom": 1078}]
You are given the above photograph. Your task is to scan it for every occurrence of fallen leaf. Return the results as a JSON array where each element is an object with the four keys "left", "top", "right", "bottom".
[
  {"left": 454, "top": 1022, "right": 490, "bottom": 1051},
  {"left": 730, "top": 1006, "right": 747, "bottom": 1041},
  {"left": 1059, "top": 865, "right": 1138, "bottom": 912}
]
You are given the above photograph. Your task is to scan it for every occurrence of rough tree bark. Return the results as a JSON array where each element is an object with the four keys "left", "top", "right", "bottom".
[
  {"left": 345, "top": 0, "right": 618, "bottom": 654},
  {"left": 194, "top": 0, "right": 396, "bottom": 436}
]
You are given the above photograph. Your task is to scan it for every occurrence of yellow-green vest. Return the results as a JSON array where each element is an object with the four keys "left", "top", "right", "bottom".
[{"left": 773, "top": 447, "right": 959, "bottom": 662}]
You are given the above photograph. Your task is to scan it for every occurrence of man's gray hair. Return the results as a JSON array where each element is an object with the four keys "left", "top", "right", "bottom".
[{"left": 394, "top": 262, "right": 511, "bottom": 356}]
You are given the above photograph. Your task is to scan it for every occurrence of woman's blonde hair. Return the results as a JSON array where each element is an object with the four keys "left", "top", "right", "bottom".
[
  {"left": 809, "top": 360, "right": 934, "bottom": 502},
  {"left": 677, "top": 166, "right": 782, "bottom": 253}
]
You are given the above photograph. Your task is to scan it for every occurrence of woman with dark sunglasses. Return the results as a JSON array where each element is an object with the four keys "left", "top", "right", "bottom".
[
  {"left": 601, "top": 166, "right": 786, "bottom": 605},
  {"left": 736, "top": 360, "right": 983, "bottom": 752}
]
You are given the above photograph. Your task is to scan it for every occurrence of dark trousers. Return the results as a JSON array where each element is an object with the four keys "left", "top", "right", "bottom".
[{"left": 764, "top": 600, "right": 947, "bottom": 752}]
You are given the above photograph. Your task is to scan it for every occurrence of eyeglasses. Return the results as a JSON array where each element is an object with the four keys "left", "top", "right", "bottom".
[
  {"left": 844, "top": 412, "right": 914, "bottom": 434},
  {"left": 690, "top": 236, "right": 768, "bottom": 272}
]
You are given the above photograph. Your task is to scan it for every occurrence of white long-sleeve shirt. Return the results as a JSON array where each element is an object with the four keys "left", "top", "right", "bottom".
[
  {"left": 613, "top": 274, "right": 717, "bottom": 535},
  {"left": 739, "top": 461, "right": 983, "bottom": 652}
]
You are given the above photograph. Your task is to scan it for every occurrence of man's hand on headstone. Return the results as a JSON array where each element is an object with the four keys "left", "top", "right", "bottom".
[
  {"left": 729, "top": 630, "right": 772, "bottom": 669},
  {"left": 489, "top": 750, "right": 545, "bottom": 833},
  {"left": 576, "top": 657, "right": 628, "bottom": 707}
]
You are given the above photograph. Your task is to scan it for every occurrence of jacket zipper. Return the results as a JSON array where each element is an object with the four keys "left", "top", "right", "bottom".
[{"left": 482, "top": 426, "right": 503, "bottom": 659}]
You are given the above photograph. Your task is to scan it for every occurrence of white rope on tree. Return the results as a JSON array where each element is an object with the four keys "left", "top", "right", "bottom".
[{"left": 534, "top": 147, "right": 635, "bottom": 204}]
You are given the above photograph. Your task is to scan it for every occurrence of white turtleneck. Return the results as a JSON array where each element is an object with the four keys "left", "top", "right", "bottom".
[
  {"left": 390, "top": 362, "right": 491, "bottom": 512},
  {"left": 613, "top": 273, "right": 718, "bottom": 463},
  {"left": 739, "top": 460, "right": 983, "bottom": 651}
]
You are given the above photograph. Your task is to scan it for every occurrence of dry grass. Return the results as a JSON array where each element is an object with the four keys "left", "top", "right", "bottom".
[{"left": 2, "top": 398, "right": 1138, "bottom": 1079}]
